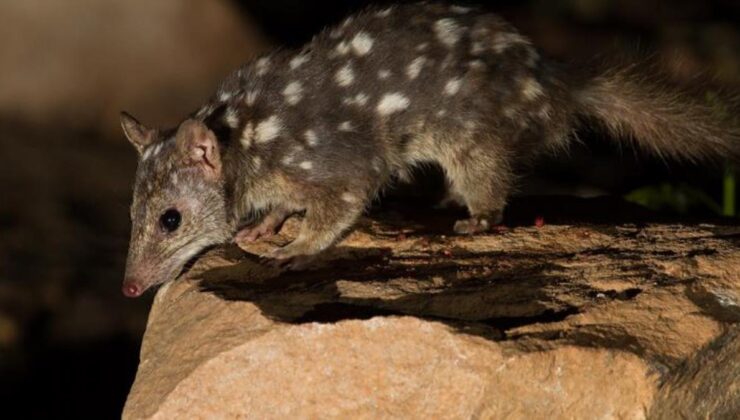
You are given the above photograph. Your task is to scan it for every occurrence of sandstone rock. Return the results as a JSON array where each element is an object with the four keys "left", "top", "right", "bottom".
[
  {"left": 0, "top": 0, "right": 267, "bottom": 134},
  {"left": 124, "top": 213, "right": 740, "bottom": 419}
]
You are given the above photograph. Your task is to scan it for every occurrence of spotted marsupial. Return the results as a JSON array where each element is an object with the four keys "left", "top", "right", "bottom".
[{"left": 120, "top": 2, "right": 739, "bottom": 297}]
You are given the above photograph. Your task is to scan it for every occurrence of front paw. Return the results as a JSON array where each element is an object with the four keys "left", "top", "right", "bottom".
[
  {"left": 262, "top": 246, "right": 316, "bottom": 270},
  {"left": 235, "top": 224, "right": 275, "bottom": 243}
]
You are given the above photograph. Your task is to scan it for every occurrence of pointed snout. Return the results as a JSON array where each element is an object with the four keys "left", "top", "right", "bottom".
[{"left": 122, "top": 278, "right": 145, "bottom": 298}]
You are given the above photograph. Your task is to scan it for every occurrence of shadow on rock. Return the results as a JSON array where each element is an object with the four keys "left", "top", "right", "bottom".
[{"left": 198, "top": 241, "right": 587, "bottom": 343}]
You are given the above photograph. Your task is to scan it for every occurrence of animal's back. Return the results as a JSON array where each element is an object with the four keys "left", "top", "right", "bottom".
[{"left": 208, "top": 3, "right": 568, "bottom": 187}]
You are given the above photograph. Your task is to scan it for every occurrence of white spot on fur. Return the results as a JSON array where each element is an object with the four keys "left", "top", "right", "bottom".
[
  {"left": 252, "top": 156, "right": 262, "bottom": 170},
  {"left": 224, "top": 108, "right": 240, "bottom": 128},
  {"left": 305, "top": 129, "right": 319, "bottom": 147},
  {"left": 354, "top": 92, "right": 369, "bottom": 106},
  {"left": 343, "top": 92, "right": 369, "bottom": 106},
  {"left": 335, "top": 41, "right": 351, "bottom": 56},
  {"left": 415, "top": 42, "right": 429, "bottom": 52},
  {"left": 341, "top": 192, "right": 359, "bottom": 203},
  {"left": 195, "top": 104, "right": 214, "bottom": 119},
  {"left": 289, "top": 54, "right": 310, "bottom": 70},
  {"left": 335, "top": 64, "right": 354, "bottom": 86},
  {"left": 434, "top": 19, "right": 462, "bottom": 47},
  {"left": 351, "top": 32, "right": 374, "bottom": 56},
  {"left": 378, "top": 69, "right": 391, "bottom": 80},
  {"left": 281, "top": 146, "right": 304, "bottom": 165},
  {"left": 245, "top": 90, "right": 259, "bottom": 106},
  {"left": 444, "top": 78, "right": 462, "bottom": 96},
  {"left": 538, "top": 104, "right": 552, "bottom": 120},
  {"left": 437, "top": 109, "right": 447, "bottom": 117},
  {"left": 299, "top": 161, "right": 313, "bottom": 170},
  {"left": 375, "top": 7, "right": 393, "bottom": 17},
  {"left": 521, "top": 77, "right": 544, "bottom": 100},
  {"left": 377, "top": 93, "right": 410, "bottom": 116},
  {"left": 283, "top": 81, "right": 303, "bottom": 105},
  {"left": 282, "top": 154, "right": 294, "bottom": 165},
  {"left": 255, "top": 116, "right": 282, "bottom": 143},
  {"left": 282, "top": 146, "right": 302, "bottom": 166},
  {"left": 330, "top": 28, "right": 343, "bottom": 39},
  {"left": 492, "top": 32, "right": 530, "bottom": 54},
  {"left": 219, "top": 91, "right": 232, "bottom": 102},
  {"left": 450, "top": 5, "right": 472, "bottom": 14},
  {"left": 503, "top": 107, "right": 518, "bottom": 119},
  {"left": 468, "top": 60, "right": 485, "bottom": 70},
  {"left": 255, "top": 57, "right": 271, "bottom": 76},
  {"left": 338, "top": 121, "right": 354, "bottom": 131},
  {"left": 241, "top": 122, "right": 255, "bottom": 148},
  {"left": 406, "top": 56, "right": 427, "bottom": 80}
]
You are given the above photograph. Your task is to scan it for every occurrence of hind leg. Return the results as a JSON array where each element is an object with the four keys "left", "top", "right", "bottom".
[{"left": 440, "top": 142, "right": 513, "bottom": 234}]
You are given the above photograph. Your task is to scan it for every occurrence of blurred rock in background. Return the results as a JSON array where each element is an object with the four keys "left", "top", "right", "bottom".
[
  {"left": 0, "top": 0, "right": 736, "bottom": 418},
  {"left": 0, "top": 0, "right": 267, "bottom": 135}
]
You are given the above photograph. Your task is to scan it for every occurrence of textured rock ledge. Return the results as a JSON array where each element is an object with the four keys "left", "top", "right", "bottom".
[{"left": 123, "top": 206, "right": 740, "bottom": 419}]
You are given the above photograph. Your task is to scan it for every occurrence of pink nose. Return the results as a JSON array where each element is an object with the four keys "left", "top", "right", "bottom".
[{"left": 122, "top": 281, "right": 143, "bottom": 298}]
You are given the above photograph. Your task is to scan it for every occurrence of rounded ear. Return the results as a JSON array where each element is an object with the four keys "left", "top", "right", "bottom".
[
  {"left": 120, "top": 111, "right": 156, "bottom": 154},
  {"left": 176, "top": 119, "right": 222, "bottom": 181}
]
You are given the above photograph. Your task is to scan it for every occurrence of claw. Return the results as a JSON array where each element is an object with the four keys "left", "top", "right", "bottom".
[
  {"left": 235, "top": 224, "right": 275, "bottom": 243},
  {"left": 453, "top": 211, "right": 503, "bottom": 235},
  {"left": 260, "top": 247, "right": 316, "bottom": 271},
  {"left": 453, "top": 217, "right": 491, "bottom": 235}
]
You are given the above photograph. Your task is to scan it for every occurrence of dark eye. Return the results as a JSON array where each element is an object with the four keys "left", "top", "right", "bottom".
[{"left": 159, "top": 209, "right": 181, "bottom": 232}]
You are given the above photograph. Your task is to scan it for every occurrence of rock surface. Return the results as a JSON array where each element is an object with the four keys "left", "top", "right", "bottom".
[{"left": 124, "top": 207, "right": 740, "bottom": 419}]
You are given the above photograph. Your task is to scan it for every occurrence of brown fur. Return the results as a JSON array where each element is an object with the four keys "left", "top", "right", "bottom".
[
  {"left": 574, "top": 63, "right": 740, "bottom": 162},
  {"left": 119, "top": 2, "right": 738, "bottom": 297}
]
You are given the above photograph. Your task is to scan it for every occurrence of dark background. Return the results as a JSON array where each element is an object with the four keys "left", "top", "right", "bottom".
[{"left": 0, "top": 0, "right": 737, "bottom": 418}]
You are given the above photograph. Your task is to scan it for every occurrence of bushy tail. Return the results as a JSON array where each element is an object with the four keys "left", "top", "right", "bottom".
[{"left": 574, "top": 63, "right": 739, "bottom": 163}]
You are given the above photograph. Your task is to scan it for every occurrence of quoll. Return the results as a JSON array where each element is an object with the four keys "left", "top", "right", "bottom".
[{"left": 120, "top": 2, "right": 739, "bottom": 297}]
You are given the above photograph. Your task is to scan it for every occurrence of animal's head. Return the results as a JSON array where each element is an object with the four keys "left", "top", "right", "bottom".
[{"left": 120, "top": 112, "right": 232, "bottom": 298}]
